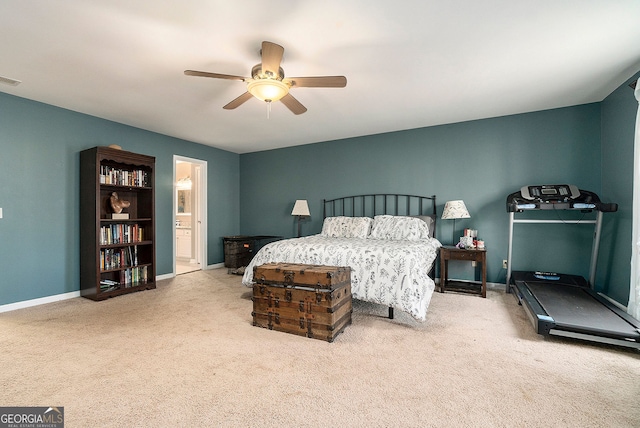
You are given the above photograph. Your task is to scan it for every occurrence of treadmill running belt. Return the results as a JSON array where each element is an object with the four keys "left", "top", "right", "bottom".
[{"left": 527, "top": 281, "right": 639, "bottom": 339}]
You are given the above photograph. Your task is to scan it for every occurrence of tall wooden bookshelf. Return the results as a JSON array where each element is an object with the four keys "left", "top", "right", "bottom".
[{"left": 80, "top": 146, "right": 156, "bottom": 300}]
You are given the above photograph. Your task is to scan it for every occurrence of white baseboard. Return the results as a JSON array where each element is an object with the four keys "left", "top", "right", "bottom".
[
  {"left": 0, "top": 290, "right": 81, "bottom": 314},
  {"left": 597, "top": 292, "right": 627, "bottom": 311},
  {"left": 487, "top": 281, "right": 507, "bottom": 291},
  {"left": 0, "top": 267, "right": 218, "bottom": 313}
]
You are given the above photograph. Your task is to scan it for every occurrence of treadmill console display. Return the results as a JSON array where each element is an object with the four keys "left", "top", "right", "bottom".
[
  {"left": 520, "top": 184, "right": 580, "bottom": 201},
  {"left": 506, "top": 184, "right": 617, "bottom": 213}
]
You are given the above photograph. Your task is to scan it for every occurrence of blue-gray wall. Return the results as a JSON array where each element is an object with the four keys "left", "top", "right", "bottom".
[
  {"left": 600, "top": 72, "right": 640, "bottom": 304},
  {"left": 0, "top": 92, "right": 240, "bottom": 306},
  {"left": 240, "top": 96, "right": 635, "bottom": 305},
  {"left": 1, "top": 73, "right": 638, "bottom": 307}
]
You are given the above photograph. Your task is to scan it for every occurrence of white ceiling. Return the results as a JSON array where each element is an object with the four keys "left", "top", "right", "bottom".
[{"left": 1, "top": 1, "right": 639, "bottom": 154}]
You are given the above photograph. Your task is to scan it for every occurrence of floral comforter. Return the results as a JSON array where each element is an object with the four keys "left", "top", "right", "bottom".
[{"left": 242, "top": 235, "right": 442, "bottom": 321}]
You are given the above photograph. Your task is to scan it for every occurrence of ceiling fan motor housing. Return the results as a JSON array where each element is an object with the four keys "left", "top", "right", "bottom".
[{"left": 251, "top": 64, "right": 285, "bottom": 81}]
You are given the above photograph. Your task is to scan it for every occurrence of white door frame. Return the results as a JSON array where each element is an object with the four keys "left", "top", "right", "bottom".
[{"left": 173, "top": 155, "right": 207, "bottom": 274}]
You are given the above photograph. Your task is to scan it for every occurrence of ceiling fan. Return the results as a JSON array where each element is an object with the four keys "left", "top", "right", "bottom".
[{"left": 184, "top": 41, "right": 347, "bottom": 115}]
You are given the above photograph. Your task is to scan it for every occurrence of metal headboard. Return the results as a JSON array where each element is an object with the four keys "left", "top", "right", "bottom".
[{"left": 322, "top": 193, "right": 437, "bottom": 237}]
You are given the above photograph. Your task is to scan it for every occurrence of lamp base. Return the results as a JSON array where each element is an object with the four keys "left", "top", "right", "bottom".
[{"left": 451, "top": 219, "right": 457, "bottom": 246}]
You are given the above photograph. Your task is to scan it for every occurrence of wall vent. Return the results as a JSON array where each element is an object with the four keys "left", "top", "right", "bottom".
[{"left": 0, "top": 75, "right": 21, "bottom": 86}]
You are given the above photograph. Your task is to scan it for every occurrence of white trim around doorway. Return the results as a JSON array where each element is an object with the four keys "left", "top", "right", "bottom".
[{"left": 173, "top": 155, "right": 208, "bottom": 275}]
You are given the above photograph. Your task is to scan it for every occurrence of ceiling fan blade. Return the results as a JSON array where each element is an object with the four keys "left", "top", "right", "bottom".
[
  {"left": 223, "top": 92, "right": 254, "bottom": 110},
  {"left": 184, "top": 70, "right": 246, "bottom": 81},
  {"left": 285, "top": 76, "right": 347, "bottom": 88},
  {"left": 260, "top": 41, "right": 284, "bottom": 76},
  {"left": 280, "top": 93, "right": 307, "bottom": 115}
]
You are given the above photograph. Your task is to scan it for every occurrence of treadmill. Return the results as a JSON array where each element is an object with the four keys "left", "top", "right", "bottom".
[{"left": 506, "top": 184, "right": 640, "bottom": 349}]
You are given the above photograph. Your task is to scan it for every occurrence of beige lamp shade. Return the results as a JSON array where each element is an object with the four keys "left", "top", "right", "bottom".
[
  {"left": 441, "top": 200, "right": 471, "bottom": 220},
  {"left": 291, "top": 200, "right": 310, "bottom": 216}
]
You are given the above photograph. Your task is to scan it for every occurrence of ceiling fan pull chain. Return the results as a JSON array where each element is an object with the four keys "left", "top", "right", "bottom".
[{"left": 267, "top": 101, "right": 271, "bottom": 119}]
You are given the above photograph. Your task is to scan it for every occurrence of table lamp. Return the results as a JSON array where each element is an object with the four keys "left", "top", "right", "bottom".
[
  {"left": 291, "top": 199, "right": 310, "bottom": 237},
  {"left": 441, "top": 200, "right": 470, "bottom": 245}
]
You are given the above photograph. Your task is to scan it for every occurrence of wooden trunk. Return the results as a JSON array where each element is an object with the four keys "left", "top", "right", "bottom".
[{"left": 252, "top": 263, "right": 352, "bottom": 342}]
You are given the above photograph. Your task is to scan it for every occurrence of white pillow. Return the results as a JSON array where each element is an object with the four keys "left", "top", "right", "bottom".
[
  {"left": 321, "top": 216, "right": 372, "bottom": 238},
  {"left": 369, "top": 215, "right": 430, "bottom": 241},
  {"left": 412, "top": 215, "right": 435, "bottom": 238}
]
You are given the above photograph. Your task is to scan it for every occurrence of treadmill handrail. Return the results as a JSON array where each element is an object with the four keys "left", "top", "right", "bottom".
[
  {"left": 512, "top": 219, "right": 597, "bottom": 224},
  {"left": 506, "top": 211, "right": 603, "bottom": 287}
]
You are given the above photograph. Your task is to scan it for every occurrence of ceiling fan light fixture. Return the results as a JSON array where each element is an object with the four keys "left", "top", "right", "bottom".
[{"left": 247, "top": 79, "right": 289, "bottom": 102}]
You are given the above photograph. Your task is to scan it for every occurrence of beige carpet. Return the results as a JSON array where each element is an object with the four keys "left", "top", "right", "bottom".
[{"left": 1, "top": 268, "right": 639, "bottom": 427}]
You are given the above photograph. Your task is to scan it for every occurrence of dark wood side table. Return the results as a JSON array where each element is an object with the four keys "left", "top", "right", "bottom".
[
  {"left": 439, "top": 246, "right": 487, "bottom": 298},
  {"left": 223, "top": 235, "right": 283, "bottom": 271}
]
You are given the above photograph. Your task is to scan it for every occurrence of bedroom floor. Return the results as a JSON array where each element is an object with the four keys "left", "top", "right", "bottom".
[{"left": 1, "top": 268, "right": 638, "bottom": 427}]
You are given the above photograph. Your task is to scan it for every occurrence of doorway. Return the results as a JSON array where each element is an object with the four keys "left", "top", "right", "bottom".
[{"left": 174, "top": 156, "right": 207, "bottom": 275}]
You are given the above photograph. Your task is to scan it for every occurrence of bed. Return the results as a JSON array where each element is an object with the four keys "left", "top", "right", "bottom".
[{"left": 242, "top": 194, "right": 442, "bottom": 321}]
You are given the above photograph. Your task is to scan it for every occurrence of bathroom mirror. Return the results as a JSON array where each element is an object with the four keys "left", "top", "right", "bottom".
[{"left": 177, "top": 189, "right": 191, "bottom": 214}]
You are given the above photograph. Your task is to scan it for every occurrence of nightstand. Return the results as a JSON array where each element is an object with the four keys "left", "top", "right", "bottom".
[
  {"left": 439, "top": 246, "right": 486, "bottom": 298},
  {"left": 223, "top": 235, "right": 283, "bottom": 271}
]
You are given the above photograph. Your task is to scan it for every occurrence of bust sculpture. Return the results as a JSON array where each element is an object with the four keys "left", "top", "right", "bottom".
[{"left": 110, "top": 192, "right": 130, "bottom": 214}]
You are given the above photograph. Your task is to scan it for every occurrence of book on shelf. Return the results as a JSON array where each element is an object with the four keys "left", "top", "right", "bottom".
[
  {"left": 100, "top": 245, "right": 141, "bottom": 271},
  {"left": 111, "top": 213, "right": 129, "bottom": 219},
  {"left": 99, "top": 279, "right": 120, "bottom": 292},
  {"left": 100, "top": 224, "right": 144, "bottom": 245},
  {"left": 127, "top": 246, "right": 134, "bottom": 267},
  {"left": 100, "top": 165, "right": 149, "bottom": 187},
  {"left": 118, "top": 265, "right": 148, "bottom": 288}
]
